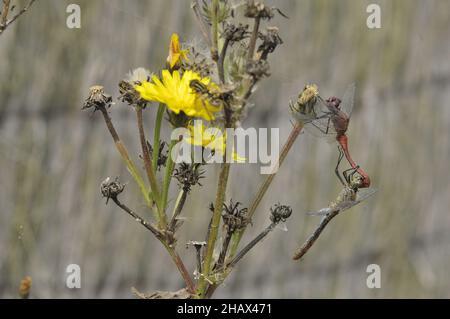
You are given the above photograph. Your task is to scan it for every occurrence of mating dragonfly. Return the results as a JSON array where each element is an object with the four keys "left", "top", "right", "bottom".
[
  {"left": 291, "top": 84, "right": 371, "bottom": 188},
  {"left": 292, "top": 163, "right": 377, "bottom": 261}
]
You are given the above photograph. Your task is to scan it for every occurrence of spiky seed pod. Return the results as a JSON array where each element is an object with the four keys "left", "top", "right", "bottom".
[
  {"left": 222, "top": 22, "right": 250, "bottom": 44},
  {"left": 100, "top": 177, "right": 125, "bottom": 203},
  {"left": 270, "top": 203, "right": 292, "bottom": 224},
  {"left": 173, "top": 163, "right": 205, "bottom": 192},
  {"left": 246, "top": 59, "right": 270, "bottom": 80},
  {"left": 221, "top": 200, "right": 250, "bottom": 233},
  {"left": 245, "top": 2, "right": 288, "bottom": 20},
  {"left": 257, "top": 27, "right": 283, "bottom": 60},
  {"left": 82, "top": 86, "right": 113, "bottom": 111}
]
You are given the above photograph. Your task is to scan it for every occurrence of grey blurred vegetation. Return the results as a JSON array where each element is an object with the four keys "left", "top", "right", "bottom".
[{"left": 1, "top": 0, "right": 450, "bottom": 298}]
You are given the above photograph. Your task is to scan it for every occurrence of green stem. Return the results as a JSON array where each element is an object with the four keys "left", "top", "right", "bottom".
[
  {"left": 161, "top": 139, "right": 177, "bottom": 212},
  {"left": 168, "top": 188, "right": 188, "bottom": 232},
  {"left": 197, "top": 162, "right": 231, "bottom": 298},
  {"left": 152, "top": 103, "right": 166, "bottom": 172},
  {"left": 99, "top": 106, "right": 152, "bottom": 208},
  {"left": 136, "top": 108, "right": 164, "bottom": 224}
]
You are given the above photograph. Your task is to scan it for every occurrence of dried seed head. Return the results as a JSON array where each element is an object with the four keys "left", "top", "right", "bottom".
[
  {"left": 221, "top": 200, "right": 250, "bottom": 233},
  {"left": 181, "top": 47, "right": 214, "bottom": 78},
  {"left": 244, "top": 1, "right": 287, "bottom": 20},
  {"left": 82, "top": 85, "right": 113, "bottom": 111},
  {"left": 173, "top": 163, "right": 205, "bottom": 192},
  {"left": 100, "top": 177, "right": 125, "bottom": 203},
  {"left": 19, "top": 276, "right": 32, "bottom": 299},
  {"left": 223, "top": 22, "right": 250, "bottom": 44},
  {"left": 270, "top": 203, "right": 292, "bottom": 224},
  {"left": 257, "top": 27, "right": 283, "bottom": 60},
  {"left": 246, "top": 59, "right": 270, "bottom": 80},
  {"left": 118, "top": 68, "right": 152, "bottom": 107}
]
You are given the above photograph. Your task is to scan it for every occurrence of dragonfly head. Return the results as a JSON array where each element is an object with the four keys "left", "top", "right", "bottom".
[
  {"left": 326, "top": 96, "right": 342, "bottom": 110},
  {"left": 348, "top": 172, "right": 371, "bottom": 190}
]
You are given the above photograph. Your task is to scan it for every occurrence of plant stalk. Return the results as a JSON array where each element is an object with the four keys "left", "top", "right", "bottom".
[
  {"left": 229, "top": 122, "right": 304, "bottom": 259},
  {"left": 161, "top": 139, "right": 178, "bottom": 212},
  {"left": 98, "top": 106, "right": 152, "bottom": 208},
  {"left": 152, "top": 103, "right": 166, "bottom": 172},
  {"left": 136, "top": 107, "right": 165, "bottom": 225},
  {"left": 196, "top": 162, "right": 231, "bottom": 298}
]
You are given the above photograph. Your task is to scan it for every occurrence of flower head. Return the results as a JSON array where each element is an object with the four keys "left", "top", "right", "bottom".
[
  {"left": 167, "top": 33, "right": 189, "bottom": 70},
  {"left": 186, "top": 121, "right": 245, "bottom": 163},
  {"left": 135, "top": 70, "right": 221, "bottom": 121},
  {"left": 298, "top": 84, "right": 319, "bottom": 106},
  {"left": 290, "top": 84, "right": 319, "bottom": 122}
]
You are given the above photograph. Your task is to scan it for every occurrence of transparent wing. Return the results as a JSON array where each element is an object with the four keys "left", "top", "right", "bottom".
[
  {"left": 302, "top": 97, "right": 337, "bottom": 141},
  {"left": 306, "top": 188, "right": 377, "bottom": 216},
  {"left": 334, "top": 187, "right": 378, "bottom": 212},
  {"left": 306, "top": 207, "right": 334, "bottom": 216},
  {"left": 340, "top": 83, "right": 356, "bottom": 118},
  {"left": 275, "top": 223, "right": 289, "bottom": 232}
]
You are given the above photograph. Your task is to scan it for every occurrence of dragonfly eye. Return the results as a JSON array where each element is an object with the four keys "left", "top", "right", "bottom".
[{"left": 325, "top": 96, "right": 342, "bottom": 109}]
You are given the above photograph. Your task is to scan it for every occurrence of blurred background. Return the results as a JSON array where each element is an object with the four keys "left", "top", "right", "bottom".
[{"left": 1, "top": 0, "right": 450, "bottom": 298}]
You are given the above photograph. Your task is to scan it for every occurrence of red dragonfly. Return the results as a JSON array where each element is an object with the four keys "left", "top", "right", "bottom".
[{"left": 291, "top": 84, "right": 371, "bottom": 188}]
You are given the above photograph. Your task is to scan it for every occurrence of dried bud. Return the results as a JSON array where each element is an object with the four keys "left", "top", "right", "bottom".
[
  {"left": 257, "top": 27, "right": 283, "bottom": 60},
  {"left": 246, "top": 59, "right": 270, "bottom": 80},
  {"left": 173, "top": 163, "right": 205, "bottom": 192},
  {"left": 82, "top": 85, "right": 113, "bottom": 111},
  {"left": 19, "top": 276, "right": 32, "bottom": 299},
  {"left": 181, "top": 47, "right": 214, "bottom": 78},
  {"left": 221, "top": 200, "right": 250, "bottom": 233},
  {"left": 118, "top": 80, "right": 146, "bottom": 107},
  {"left": 118, "top": 68, "right": 152, "bottom": 107},
  {"left": 100, "top": 177, "right": 125, "bottom": 203},
  {"left": 245, "top": 2, "right": 287, "bottom": 20},
  {"left": 223, "top": 22, "right": 250, "bottom": 44},
  {"left": 270, "top": 203, "right": 292, "bottom": 224}
]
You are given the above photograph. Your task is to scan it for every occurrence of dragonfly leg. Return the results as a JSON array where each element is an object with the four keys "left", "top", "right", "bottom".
[
  {"left": 343, "top": 165, "right": 360, "bottom": 185},
  {"left": 311, "top": 121, "right": 328, "bottom": 135},
  {"left": 325, "top": 117, "right": 331, "bottom": 134},
  {"left": 335, "top": 146, "right": 346, "bottom": 186}
]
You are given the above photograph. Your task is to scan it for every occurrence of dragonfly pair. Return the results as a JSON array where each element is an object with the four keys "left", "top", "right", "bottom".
[
  {"left": 290, "top": 84, "right": 377, "bottom": 261},
  {"left": 290, "top": 83, "right": 371, "bottom": 188}
]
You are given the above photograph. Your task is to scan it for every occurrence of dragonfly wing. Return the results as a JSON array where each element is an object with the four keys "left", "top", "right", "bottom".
[
  {"left": 356, "top": 188, "right": 378, "bottom": 203},
  {"left": 335, "top": 188, "right": 378, "bottom": 213},
  {"left": 276, "top": 223, "right": 289, "bottom": 232},
  {"left": 341, "top": 83, "right": 356, "bottom": 118},
  {"left": 302, "top": 98, "right": 337, "bottom": 140},
  {"left": 306, "top": 207, "right": 333, "bottom": 216}
]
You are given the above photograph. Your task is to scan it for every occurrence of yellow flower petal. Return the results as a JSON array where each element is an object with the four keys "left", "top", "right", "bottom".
[
  {"left": 167, "top": 33, "right": 189, "bottom": 69},
  {"left": 135, "top": 70, "right": 222, "bottom": 121}
]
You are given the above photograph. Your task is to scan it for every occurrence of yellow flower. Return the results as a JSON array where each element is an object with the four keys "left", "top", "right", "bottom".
[
  {"left": 187, "top": 121, "right": 245, "bottom": 163},
  {"left": 167, "top": 33, "right": 189, "bottom": 69},
  {"left": 135, "top": 70, "right": 222, "bottom": 121}
]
